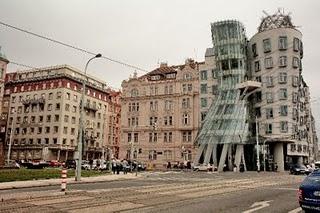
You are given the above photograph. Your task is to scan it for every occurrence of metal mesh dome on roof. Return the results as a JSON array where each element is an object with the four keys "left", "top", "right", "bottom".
[{"left": 258, "top": 10, "right": 295, "bottom": 33}]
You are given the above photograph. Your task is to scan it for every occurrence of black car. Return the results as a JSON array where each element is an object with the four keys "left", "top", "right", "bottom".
[
  {"left": 65, "top": 160, "right": 76, "bottom": 169},
  {"left": 299, "top": 170, "right": 320, "bottom": 212},
  {"left": 290, "top": 164, "right": 311, "bottom": 175}
]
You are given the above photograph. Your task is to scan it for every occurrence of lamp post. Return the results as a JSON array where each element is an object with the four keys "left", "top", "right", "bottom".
[
  {"left": 7, "top": 109, "right": 16, "bottom": 165},
  {"left": 75, "top": 53, "right": 102, "bottom": 181},
  {"left": 255, "top": 116, "right": 260, "bottom": 172}
]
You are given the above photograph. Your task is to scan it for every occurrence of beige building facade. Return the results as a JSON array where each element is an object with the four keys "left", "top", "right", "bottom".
[
  {"left": 0, "top": 47, "right": 9, "bottom": 165},
  {"left": 120, "top": 59, "right": 200, "bottom": 169},
  {"left": 2, "top": 65, "right": 120, "bottom": 161}
]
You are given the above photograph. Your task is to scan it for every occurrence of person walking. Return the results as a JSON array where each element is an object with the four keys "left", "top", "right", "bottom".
[
  {"left": 111, "top": 158, "right": 116, "bottom": 174},
  {"left": 122, "top": 159, "right": 128, "bottom": 174}
]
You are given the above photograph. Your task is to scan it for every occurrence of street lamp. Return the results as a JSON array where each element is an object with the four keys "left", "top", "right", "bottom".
[
  {"left": 7, "top": 109, "right": 16, "bottom": 165},
  {"left": 75, "top": 53, "right": 102, "bottom": 181}
]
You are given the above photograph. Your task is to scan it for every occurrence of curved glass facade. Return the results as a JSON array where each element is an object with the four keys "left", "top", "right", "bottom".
[{"left": 196, "top": 20, "right": 249, "bottom": 146}]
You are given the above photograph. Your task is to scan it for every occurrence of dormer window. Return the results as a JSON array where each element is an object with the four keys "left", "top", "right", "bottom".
[
  {"left": 151, "top": 75, "right": 160, "bottom": 80},
  {"left": 166, "top": 73, "right": 176, "bottom": 79}
]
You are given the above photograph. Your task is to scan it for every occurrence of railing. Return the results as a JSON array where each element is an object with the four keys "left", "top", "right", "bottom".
[{"left": 21, "top": 98, "right": 45, "bottom": 105}]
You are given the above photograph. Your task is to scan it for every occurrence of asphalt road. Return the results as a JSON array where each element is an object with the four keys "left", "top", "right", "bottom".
[{"left": 0, "top": 171, "right": 306, "bottom": 213}]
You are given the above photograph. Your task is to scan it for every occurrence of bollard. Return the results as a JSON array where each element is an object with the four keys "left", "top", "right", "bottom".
[{"left": 61, "top": 167, "right": 67, "bottom": 192}]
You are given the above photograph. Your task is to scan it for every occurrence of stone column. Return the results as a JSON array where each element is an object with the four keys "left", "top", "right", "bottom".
[
  {"left": 297, "top": 156, "right": 303, "bottom": 165},
  {"left": 274, "top": 143, "right": 284, "bottom": 172}
]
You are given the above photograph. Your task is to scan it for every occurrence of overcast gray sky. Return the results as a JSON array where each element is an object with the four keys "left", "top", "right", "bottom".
[{"left": 1, "top": 0, "right": 320, "bottom": 130}]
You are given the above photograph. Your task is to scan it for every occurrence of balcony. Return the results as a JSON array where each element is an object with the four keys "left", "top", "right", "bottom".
[
  {"left": 21, "top": 98, "right": 45, "bottom": 105},
  {"left": 84, "top": 103, "right": 98, "bottom": 112}
]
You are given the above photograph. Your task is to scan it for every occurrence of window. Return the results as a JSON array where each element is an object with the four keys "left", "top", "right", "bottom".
[
  {"left": 256, "top": 76, "right": 261, "bottom": 82},
  {"left": 279, "top": 88, "right": 288, "bottom": 100},
  {"left": 148, "top": 133, "right": 157, "bottom": 143},
  {"left": 164, "top": 100, "right": 173, "bottom": 111},
  {"left": 66, "top": 92, "right": 70, "bottom": 100},
  {"left": 71, "top": 117, "right": 76, "bottom": 124},
  {"left": 182, "top": 131, "right": 192, "bottom": 142},
  {"left": 64, "top": 115, "right": 69, "bottom": 122},
  {"left": 280, "top": 105, "right": 288, "bottom": 116},
  {"left": 293, "top": 37, "right": 300, "bottom": 52},
  {"left": 149, "top": 117, "right": 158, "bottom": 126},
  {"left": 278, "top": 36, "right": 288, "bottom": 50},
  {"left": 266, "top": 76, "right": 273, "bottom": 87},
  {"left": 182, "top": 98, "right": 190, "bottom": 109},
  {"left": 266, "top": 108, "right": 273, "bottom": 119},
  {"left": 56, "top": 92, "right": 62, "bottom": 99},
  {"left": 292, "top": 92, "right": 298, "bottom": 103},
  {"left": 128, "top": 133, "right": 132, "bottom": 142},
  {"left": 266, "top": 123, "right": 272, "bottom": 134},
  {"left": 266, "top": 92, "right": 273, "bottom": 103},
  {"left": 263, "top": 38, "right": 271, "bottom": 53},
  {"left": 54, "top": 115, "right": 59, "bottom": 122},
  {"left": 72, "top": 106, "right": 77, "bottom": 113},
  {"left": 200, "top": 84, "right": 207, "bottom": 94},
  {"left": 56, "top": 103, "right": 60, "bottom": 110},
  {"left": 201, "top": 98, "right": 208, "bottom": 108},
  {"left": 200, "top": 70, "right": 207, "bottom": 80},
  {"left": 279, "top": 72, "right": 287, "bottom": 84},
  {"left": 164, "top": 116, "right": 173, "bottom": 126},
  {"left": 65, "top": 104, "right": 70, "bottom": 111},
  {"left": 166, "top": 73, "right": 175, "bottom": 79},
  {"left": 164, "top": 150, "right": 173, "bottom": 160},
  {"left": 254, "top": 61, "right": 261, "bottom": 72},
  {"left": 293, "top": 57, "right": 299, "bottom": 68},
  {"left": 252, "top": 43, "right": 258, "bottom": 57},
  {"left": 183, "top": 73, "right": 192, "bottom": 80},
  {"left": 151, "top": 75, "right": 160, "bottom": 80},
  {"left": 134, "top": 133, "right": 138, "bottom": 142},
  {"left": 53, "top": 126, "right": 58, "bottom": 134},
  {"left": 46, "top": 115, "right": 51, "bottom": 122},
  {"left": 150, "top": 101, "right": 158, "bottom": 111},
  {"left": 63, "top": 127, "right": 68, "bottom": 134},
  {"left": 292, "top": 76, "right": 299, "bottom": 87},
  {"left": 201, "top": 112, "right": 207, "bottom": 121},
  {"left": 47, "top": 104, "right": 52, "bottom": 111},
  {"left": 279, "top": 56, "right": 287, "bottom": 67},
  {"left": 264, "top": 57, "right": 273, "bottom": 69},
  {"left": 212, "top": 85, "right": 218, "bottom": 95},
  {"left": 45, "top": 127, "right": 50, "bottom": 134},
  {"left": 255, "top": 107, "right": 261, "bottom": 118},
  {"left": 148, "top": 150, "right": 157, "bottom": 160},
  {"left": 212, "top": 69, "right": 218, "bottom": 79},
  {"left": 131, "top": 89, "right": 139, "bottom": 97},
  {"left": 280, "top": 121, "right": 288, "bottom": 133},
  {"left": 49, "top": 93, "right": 53, "bottom": 100},
  {"left": 182, "top": 113, "right": 189, "bottom": 125},
  {"left": 38, "top": 127, "right": 42, "bottom": 134}
]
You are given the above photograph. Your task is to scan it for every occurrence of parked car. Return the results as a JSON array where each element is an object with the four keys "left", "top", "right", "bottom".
[
  {"left": 65, "top": 160, "right": 76, "bottom": 169},
  {"left": 193, "top": 164, "right": 215, "bottom": 172},
  {"left": 25, "top": 161, "right": 49, "bottom": 169},
  {"left": 290, "top": 164, "right": 311, "bottom": 175},
  {"left": 81, "top": 160, "right": 91, "bottom": 170},
  {"left": 49, "top": 160, "right": 63, "bottom": 167},
  {"left": 299, "top": 170, "right": 320, "bottom": 212},
  {"left": 2, "top": 160, "right": 20, "bottom": 169}
]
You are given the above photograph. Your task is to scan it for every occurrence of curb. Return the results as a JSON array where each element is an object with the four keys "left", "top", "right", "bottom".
[{"left": 0, "top": 174, "right": 141, "bottom": 191}]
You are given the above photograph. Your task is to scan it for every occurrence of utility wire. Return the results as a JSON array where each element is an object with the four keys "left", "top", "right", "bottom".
[{"left": 0, "top": 20, "right": 148, "bottom": 73}]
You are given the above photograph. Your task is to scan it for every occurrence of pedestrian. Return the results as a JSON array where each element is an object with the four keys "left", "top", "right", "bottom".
[
  {"left": 116, "top": 160, "right": 120, "bottom": 175},
  {"left": 89, "top": 159, "right": 93, "bottom": 170},
  {"left": 112, "top": 158, "right": 116, "bottom": 174},
  {"left": 167, "top": 161, "right": 171, "bottom": 170},
  {"left": 122, "top": 159, "right": 128, "bottom": 174}
]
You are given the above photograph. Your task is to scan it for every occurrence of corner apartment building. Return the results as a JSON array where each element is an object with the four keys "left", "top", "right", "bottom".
[
  {"left": 2, "top": 65, "right": 120, "bottom": 161},
  {"left": 120, "top": 59, "right": 200, "bottom": 169},
  {"left": 0, "top": 47, "right": 9, "bottom": 165},
  {"left": 248, "top": 11, "right": 318, "bottom": 170}
]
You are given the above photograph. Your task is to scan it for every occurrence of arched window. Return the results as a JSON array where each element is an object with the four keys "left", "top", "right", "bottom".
[{"left": 131, "top": 88, "right": 139, "bottom": 97}]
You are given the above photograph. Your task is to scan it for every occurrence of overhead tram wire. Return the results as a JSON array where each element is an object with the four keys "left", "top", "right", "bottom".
[{"left": 0, "top": 20, "right": 148, "bottom": 73}]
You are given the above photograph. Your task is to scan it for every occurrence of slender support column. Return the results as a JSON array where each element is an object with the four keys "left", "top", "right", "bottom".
[
  {"left": 218, "top": 144, "right": 229, "bottom": 172},
  {"left": 193, "top": 144, "right": 206, "bottom": 165},
  {"left": 274, "top": 143, "right": 284, "bottom": 172},
  {"left": 203, "top": 143, "right": 214, "bottom": 165}
]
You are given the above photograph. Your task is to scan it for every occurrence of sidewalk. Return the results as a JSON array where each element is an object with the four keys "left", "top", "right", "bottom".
[{"left": 0, "top": 173, "right": 140, "bottom": 190}]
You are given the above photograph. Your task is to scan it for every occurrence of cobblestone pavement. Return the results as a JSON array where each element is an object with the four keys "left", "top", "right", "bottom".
[{"left": 0, "top": 172, "right": 305, "bottom": 213}]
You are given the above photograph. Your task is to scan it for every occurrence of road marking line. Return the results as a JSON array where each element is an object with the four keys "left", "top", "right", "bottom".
[{"left": 288, "top": 207, "right": 302, "bottom": 213}]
